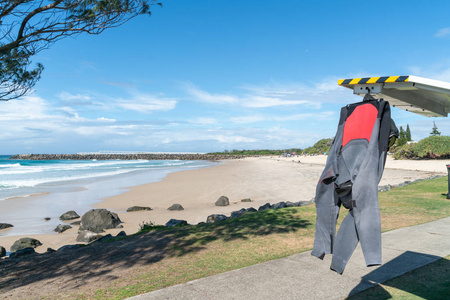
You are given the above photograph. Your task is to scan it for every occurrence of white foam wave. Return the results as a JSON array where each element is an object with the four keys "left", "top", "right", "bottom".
[
  {"left": 1, "top": 168, "right": 136, "bottom": 189},
  {"left": 0, "top": 159, "right": 153, "bottom": 175},
  {"left": 0, "top": 163, "right": 22, "bottom": 168}
]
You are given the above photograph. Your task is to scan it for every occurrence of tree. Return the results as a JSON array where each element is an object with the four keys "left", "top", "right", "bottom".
[
  {"left": 0, "top": 0, "right": 162, "bottom": 101},
  {"left": 396, "top": 126, "right": 407, "bottom": 147},
  {"left": 430, "top": 121, "right": 441, "bottom": 136},
  {"left": 406, "top": 124, "right": 412, "bottom": 141}
]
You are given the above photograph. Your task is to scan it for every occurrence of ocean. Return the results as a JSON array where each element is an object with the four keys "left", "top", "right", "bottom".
[{"left": 0, "top": 155, "right": 218, "bottom": 236}]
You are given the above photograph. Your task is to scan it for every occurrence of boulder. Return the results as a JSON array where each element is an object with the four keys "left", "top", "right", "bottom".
[
  {"left": 165, "top": 219, "right": 188, "bottom": 227},
  {"left": 44, "top": 217, "right": 51, "bottom": 221},
  {"left": 76, "top": 230, "right": 103, "bottom": 243},
  {"left": 78, "top": 209, "right": 122, "bottom": 233},
  {"left": 215, "top": 196, "right": 230, "bottom": 206},
  {"left": 0, "top": 223, "right": 13, "bottom": 230},
  {"left": 59, "top": 210, "right": 80, "bottom": 221},
  {"left": 91, "top": 234, "right": 114, "bottom": 244},
  {"left": 9, "top": 247, "right": 36, "bottom": 258},
  {"left": 246, "top": 207, "right": 257, "bottom": 212},
  {"left": 10, "top": 237, "right": 42, "bottom": 253},
  {"left": 230, "top": 210, "right": 246, "bottom": 218},
  {"left": 70, "top": 221, "right": 81, "bottom": 226},
  {"left": 258, "top": 203, "right": 272, "bottom": 211},
  {"left": 241, "top": 198, "right": 252, "bottom": 202},
  {"left": 127, "top": 206, "right": 152, "bottom": 212},
  {"left": 378, "top": 185, "right": 391, "bottom": 192},
  {"left": 116, "top": 231, "right": 127, "bottom": 238},
  {"left": 285, "top": 201, "right": 295, "bottom": 207},
  {"left": 272, "top": 202, "right": 287, "bottom": 209},
  {"left": 58, "top": 244, "right": 84, "bottom": 252},
  {"left": 206, "top": 214, "right": 227, "bottom": 223},
  {"left": 167, "top": 204, "right": 184, "bottom": 211},
  {"left": 0, "top": 246, "right": 5, "bottom": 258},
  {"left": 54, "top": 224, "right": 72, "bottom": 233}
]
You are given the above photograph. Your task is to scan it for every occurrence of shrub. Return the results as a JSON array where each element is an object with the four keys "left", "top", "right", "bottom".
[
  {"left": 394, "top": 136, "right": 450, "bottom": 159},
  {"left": 303, "top": 138, "right": 333, "bottom": 155}
]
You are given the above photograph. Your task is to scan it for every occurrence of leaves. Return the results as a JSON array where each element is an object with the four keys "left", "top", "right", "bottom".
[{"left": 0, "top": 0, "right": 163, "bottom": 100}]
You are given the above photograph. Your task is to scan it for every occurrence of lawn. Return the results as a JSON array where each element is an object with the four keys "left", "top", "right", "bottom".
[
  {"left": 349, "top": 255, "right": 450, "bottom": 300},
  {"left": 86, "top": 176, "right": 450, "bottom": 299}
]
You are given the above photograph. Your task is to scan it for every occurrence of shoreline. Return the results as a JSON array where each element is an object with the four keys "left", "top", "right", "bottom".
[
  {"left": 9, "top": 153, "right": 244, "bottom": 160},
  {"left": 1, "top": 155, "right": 449, "bottom": 255},
  {"left": 0, "top": 160, "right": 219, "bottom": 237}
]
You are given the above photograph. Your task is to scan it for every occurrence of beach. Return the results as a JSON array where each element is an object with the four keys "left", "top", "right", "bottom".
[{"left": 0, "top": 155, "right": 449, "bottom": 254}]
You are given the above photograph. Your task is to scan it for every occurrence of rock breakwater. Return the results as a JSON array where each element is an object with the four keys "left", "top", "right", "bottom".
[{"left": 9, "top": 153, "right": 244, "bottom": 161}]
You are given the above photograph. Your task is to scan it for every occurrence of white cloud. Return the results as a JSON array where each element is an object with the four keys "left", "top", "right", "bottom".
[
  {"left": 0, "top": 76, "right": 363, "bottom": 154},
  {"left": 184, "top": 83, "right": 238, "bottom": 104},
  {"left": 230, "top": 111, "right": 335, "bottom": 124},
  {"left": 188, "top": 117, "right": 218, "bottom": 125},
  {"left": 434, "top": 27, "right": 450, "bottom": 38},
  {"left": 58, "top": 91, "right": 92, "bottom": 102},
  {"left": 183, "top": 78, "right": 351, "bottom": 109},
  {"left": 0, "top": 94, "right": 338, "bottom": 153},
  {"left": 58, "top": 87, "right": 177, "bottom": 113},
  {"left": 116, "top": 95, "right": 176, "bottom": 112},
  {"left": 230, "top": 115, "right": 266, "bottom": 124},
  {"left": 242, "top": 95, "right": 309, "bottom": 108},
  {"left": 407, "top": 62, "right": 450, "bottom": 83},
  {"left": 97, "top": 117, "right": 116, "bottom": 122}
]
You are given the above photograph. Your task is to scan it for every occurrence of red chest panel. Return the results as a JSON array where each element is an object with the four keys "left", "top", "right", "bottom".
[{"left": 342, "top": 103, "right": 378, "bottom": 148}]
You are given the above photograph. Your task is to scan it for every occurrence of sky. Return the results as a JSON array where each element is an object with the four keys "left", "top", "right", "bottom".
[{"left": 1, "top": 0, "right": 450, "bottom": 154}]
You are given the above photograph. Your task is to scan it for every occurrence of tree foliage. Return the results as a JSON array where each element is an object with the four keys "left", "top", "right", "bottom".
[
  {"left": 395, "top": 124, "right": 412, "bottom": 148},
  {"left": 303, "top": 138, "right": 333, "bottom": 155},
  {"left": 0, "top": 0, "right": 162, "bottom": 101},
  {"left": 209, "top": 149, "right": 303, "bottom": 156},
  {"left": 406, "top": 124, "right": 411, "bottom": 141},
  {"left": 430, "top": 121, "right": 441, "bottom": 136}
]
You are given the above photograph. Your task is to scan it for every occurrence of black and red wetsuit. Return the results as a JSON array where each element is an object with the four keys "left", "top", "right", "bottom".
[{"left": 311, "top": 98, "right": 398, "bottom": 274}]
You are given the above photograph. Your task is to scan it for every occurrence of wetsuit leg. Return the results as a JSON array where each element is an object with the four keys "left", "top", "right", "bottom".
[
  {"left": 311, "top": 181, "right": 339, "bottom": 259},
  {"left": 330, "top": 209, "right": 359, "bottom": 274}
]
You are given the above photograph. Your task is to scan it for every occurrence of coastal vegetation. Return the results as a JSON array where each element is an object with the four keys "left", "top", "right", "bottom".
[
  {"left": 208, "top": 139, "right": 333, "bottom": 156},
  {"left": 210, "top": 125, "right": 448, "bottom": 160},
  {"left": 395, "top": 124, "right": 412, "bottom": 147},
  {"left": 302, "top": 138, "right": 333, "bottom": 155},
  {"left": 208, "top": 149, "right": 303, "bottom": 156},
  {"left": 393, "top": 136, "right": 450, "bottom": 159}
]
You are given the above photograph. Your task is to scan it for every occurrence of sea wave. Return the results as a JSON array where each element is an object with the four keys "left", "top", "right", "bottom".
[
  {"left": 0, "top": 159, "right": 206, "bottom": 194},
  {"left": 0, "top": 168, "right": 136, "bottom": 189},
  {"left": 0, "top": 159, "right": 154, "bottom": 175}
]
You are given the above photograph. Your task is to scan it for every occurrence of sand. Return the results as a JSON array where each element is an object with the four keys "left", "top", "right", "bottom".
[{"left": 0, "top": 156, "right": 449, "bottom": 254}]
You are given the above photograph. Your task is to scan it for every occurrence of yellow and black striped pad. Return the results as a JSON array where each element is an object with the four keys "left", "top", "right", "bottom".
[{"left": 338, "top": 76, "right": 409, "bottom": 86}]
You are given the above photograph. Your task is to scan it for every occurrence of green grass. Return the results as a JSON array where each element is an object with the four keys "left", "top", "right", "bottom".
[
  {"left": 378, "top": 176, "right": 450, "bottom": 232},
  {"left": 349, "top": 255, "right": 450, "bottom": 300},
  {"left": 86, "top": 176, "right": 450, "bottom": 299}
]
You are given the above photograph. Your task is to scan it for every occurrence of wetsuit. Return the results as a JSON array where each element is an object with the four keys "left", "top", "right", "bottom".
[{"left": 311, "top": 98, "right": 398, "bottom": 274}]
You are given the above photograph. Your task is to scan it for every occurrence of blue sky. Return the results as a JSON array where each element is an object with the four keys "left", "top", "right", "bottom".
[{"left": 1, "top": 0, "right": 450, "bottom": 154}]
